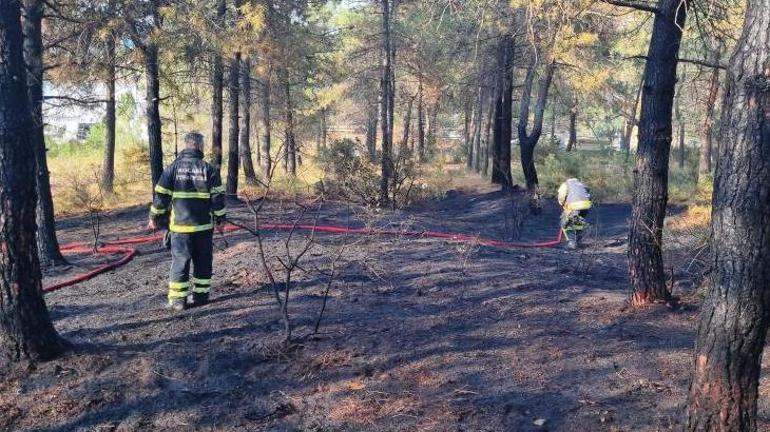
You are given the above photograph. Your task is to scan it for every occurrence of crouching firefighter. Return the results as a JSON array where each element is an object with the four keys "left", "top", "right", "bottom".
[
  {"left": 557, "top": 178, "right": 591, "bottom": 249},
  {"left": 148, "top": 132, "right": 226, "bottom": 311}
]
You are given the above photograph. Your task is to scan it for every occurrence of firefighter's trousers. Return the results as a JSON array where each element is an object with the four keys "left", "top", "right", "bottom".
[{"left": 168, "top": 230, "right": 213, "bottom": 301}]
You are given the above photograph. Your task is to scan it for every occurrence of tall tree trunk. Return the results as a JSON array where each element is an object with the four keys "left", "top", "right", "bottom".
[
  {"left": 226, "top": 52, "right": 241, "bottom": 199},
  {"left": 492, "top": 34, "right": 515, "bottom": 189},
  {"left": 472, "top": 86, "right": 483, "bottom": 172},
  {"left": 0, "top": 0, "right": 67, "bottom": 362},
  {"left": 282, "top": 70, "right": 297, "bottom": 176},
  {"left": 482, "top": 92, "right": 494, "bottom": 176},
  {"left": 100, "top": 35, "right": 117, "bottom": 194},
  {"left": 210, "top": 0, "right": 225, "bottom": 168},
  {"left": 698, "top": 51, "right": 721, "bottom": 179},
  {"left": 22, "top": 0, "right": 65, "bottom": 266},
  {"left": 417, "top": 78, "right": 426, "bottom": 162},
  {"left": 240, "top": 57, "right": 257, "bottom": 183},
  {"left": 687, "top": 2, "right": 770, "bottom": 428},
  {"left": 627, "top": 0, "right": 687, "bottom": 306},
  {"left": 566, "top": 97, "right": 577, "bottom": 152},
  {"left": 365, "top": 104, "right": 378, "bottom": 161},
  {"left": 145, "top": 44, "right": 163, "bottom": 187},
  {"left": 464, "top": 98, "right": 473, "bottom": 168},
  {"left": 399, "top": 95, "right": 413, "bottom": 156},
  {"left": 378, "top": 0, "right": 394, "bottom": 208},
  {"left": 621, "top": 76, "right": 644, "bottom": 157},
  {"left": 317, "top": 107, "right": 327, "bottom": 153},
  {"left": 261, "top": 65, "right": 272, "bottom": 177},
  {"left": 518, "top": 55, "right": 556, "bottom": 192},
  {"left": 675, "top": 80, "right": 686, "bottom": 169}
]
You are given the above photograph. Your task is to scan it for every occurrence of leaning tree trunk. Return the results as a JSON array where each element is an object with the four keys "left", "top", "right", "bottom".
[
  {"left": 686, "top": 2, "right": 770, "bottom": 429},
  {"left": 260, "top": 64, "right": 272, "bottom": 177},
  {"left": 210, "top": 0, "right": 226, "bottom": 168},
  {"left": 240, "top": 57, "right": 257, "bottom": 183},
  {"left": 698, "top": 51, "right": 721, "bottom": 179},
  {"left": 627, "top": 0, "right": 687, "bottom": 306},
  {"left": 0, "top": 0, "right": 67, "bottom": 362},
  {"left": 22, "top": 0, "right": 65, "bottom": 266},
  {"left": 144, "top": 44, "right": 163, "bottom": 187},
  {"left": 378, "top": 0, "right": 394, "bottom": 208},
  {"left": 100, "top": 35, "right": 117, "bottom": 194},
  {"left": 518, "top": 56, "right": 556, "bottom": 193},
  {"left": 491, "top": 34, "right": 515, "bottom": 189},
  {"left": 226, "top": 52, "right": 241, "bottom": 199}
]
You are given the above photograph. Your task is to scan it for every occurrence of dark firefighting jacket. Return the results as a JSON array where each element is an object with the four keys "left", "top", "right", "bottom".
[{"left": 150, "top": 149, "right": 226, "bottom": 233}]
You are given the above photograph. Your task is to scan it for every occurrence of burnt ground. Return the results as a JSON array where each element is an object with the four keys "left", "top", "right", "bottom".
[{"left": 2, "top": 180, "right": 770, "bottom": 432}]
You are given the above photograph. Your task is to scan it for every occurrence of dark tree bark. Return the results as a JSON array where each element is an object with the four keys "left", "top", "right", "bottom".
[
  {"left": 482, "top": 92, "right": 494, "bottom": 176},
  {"left": 566, "top": 97, "right": 577, "bottom": 152},
  {"left": 686, "top": 2, "right": 770, "bottom": 429},
  {"left": 472, "top": 86, "right": 483, "bottom": 172},
  {"left": 0, "top": 0, "right": 67, "bottom": 362},
  {"left": 627, "top": 0, "right": 687, "bottom": 306},
  {"left": 491, "top": 34, "right": 515, "bottom": 189},
  {"left": 210, "top": 0, "right": 226, "bottom": 168},
  {"left": 417, "top": 78, "right": 426, "bottom": 162},
  {"left": 22, "top": 0, "right": 65, "bottom": 266},
  {"left": 317, "top": 107, "right": 326, "bottom": 153},
  {"left": 675, "top": 79, "right": 686, "bottom": 169},
  {"left": 518, "top": 56, "right": 556, "bottom": 192},
  {"left": 698, "top": 49, "right": 721, "bottom": 179},
  {"left": 365, "top": 104, "right": 378, "bottom": 162},
  {"left": 464, "top": 98, "right": 473, "bottom": 168},
  {"left": 261, "top": 64, "right": 272, "bottom": 177},
  {"left": 144, "top": 44, "right": 163, "bottom": 187},
  {"left": 100, "top": 34, "right": 117, "bottom": 194},
  {"left": 240, "top": 57, "right": 257, "bottom": 183},
  {"left": 282, "top": 70, "right": 297, "bottom": 176},
  {"left": 226, "top": 52, "right": 241, "bottom": 198},
  {"left": 378, "top": 0, "right": 394, "bottom": 208},
  {"left": 399, "top": 95, "right": 414, "bottom": 156}
]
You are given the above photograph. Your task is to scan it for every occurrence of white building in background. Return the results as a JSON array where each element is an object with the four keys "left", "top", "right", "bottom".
[{"left": 43, "top": 82, "right": 145, "bottom": 142}]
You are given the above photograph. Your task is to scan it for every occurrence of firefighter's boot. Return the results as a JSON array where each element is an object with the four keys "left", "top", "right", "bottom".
[
  {"left": 166, "top": 297, "right": 187, "bottom": 311},
  {"left": 189, "top": 292, "right": 210, "bottom": 307}
]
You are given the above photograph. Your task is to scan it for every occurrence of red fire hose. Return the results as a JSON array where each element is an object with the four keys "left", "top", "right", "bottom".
[{"left": 43, "top": 222, "right": 563, "bottom": 294}]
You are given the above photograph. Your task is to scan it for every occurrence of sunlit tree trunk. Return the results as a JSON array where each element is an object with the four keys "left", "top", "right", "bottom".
[
  {"left": 472, "top": 86, "right": 483, "bottom": 172},
  {"left": 687, "top": 2, "right": 770, "bottom": 428},
  {"left": 417, "top": 77, "right": 425, "bottom": 163},
  {"left": 399, "top": 95, "right": 413, "bottom": 156},
  {"left": 0, "top": 0, "right": 67, "bottom": 362},
  {"left": 627, "top": 0, "right": 687, "bottom": 306}
]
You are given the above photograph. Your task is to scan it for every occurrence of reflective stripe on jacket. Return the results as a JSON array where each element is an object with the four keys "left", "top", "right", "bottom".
[
  {"left": 150, "top": 149, "right": 226, "bottom": 233},
  {"left": 557, "top": 178, "right": 592, "bottom": 211}
]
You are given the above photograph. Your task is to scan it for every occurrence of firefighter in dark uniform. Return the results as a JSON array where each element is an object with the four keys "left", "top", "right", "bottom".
[{"left": 148, "top": 132, "right": 226, "bottom": 311}]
